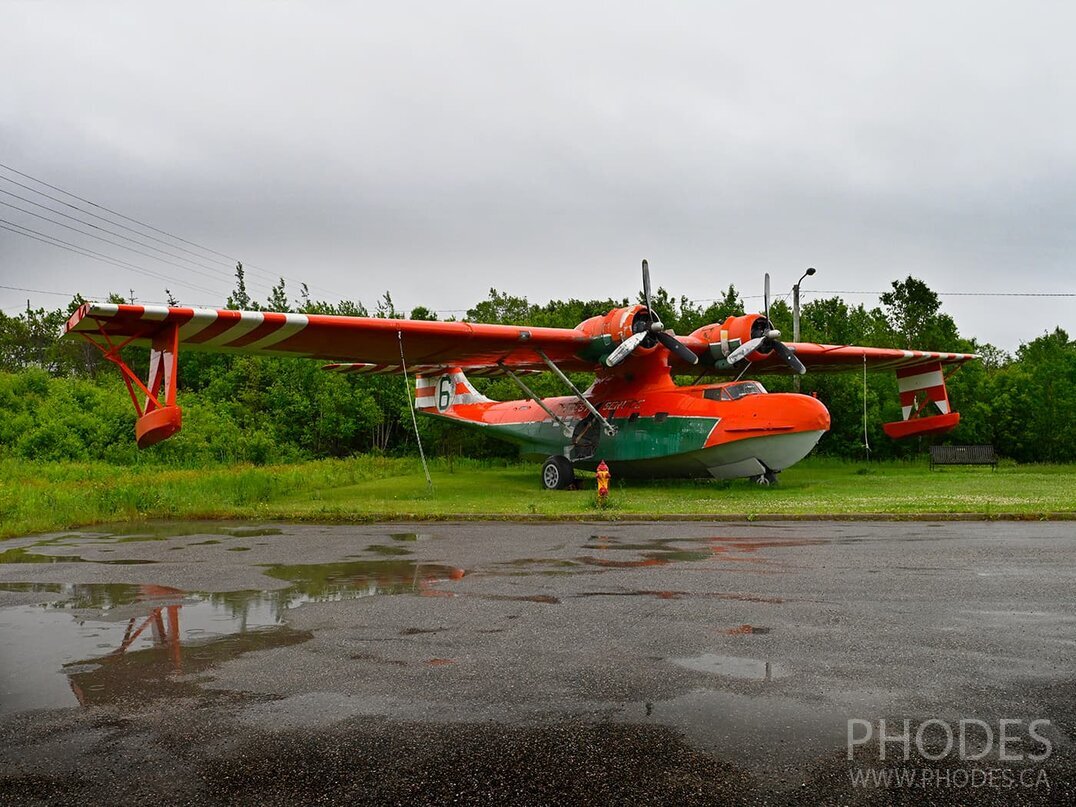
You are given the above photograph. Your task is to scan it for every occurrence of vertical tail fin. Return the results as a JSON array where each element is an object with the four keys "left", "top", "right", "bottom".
[{"left": 414, "top": 367, "right": 491, "bottom": 414}]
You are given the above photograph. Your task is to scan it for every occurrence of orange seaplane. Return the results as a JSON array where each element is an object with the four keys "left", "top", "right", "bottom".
[{"left": 64, "top": 261, "right": 976, "bottom": 489}]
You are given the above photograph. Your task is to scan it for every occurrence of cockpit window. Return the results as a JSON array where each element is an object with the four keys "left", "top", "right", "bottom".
[{"left": 703, "top": 381, "right": 767, "bottom": 401}]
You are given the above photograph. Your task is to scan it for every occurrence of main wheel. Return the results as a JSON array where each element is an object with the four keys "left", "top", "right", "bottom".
[{"left": 541, "top": 455, "right": 575, "bottom": 490}]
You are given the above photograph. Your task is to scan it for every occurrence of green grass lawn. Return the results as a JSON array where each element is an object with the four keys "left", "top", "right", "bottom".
[{"left": 1, "top": 455, "right": 1073, "bottom": 539}]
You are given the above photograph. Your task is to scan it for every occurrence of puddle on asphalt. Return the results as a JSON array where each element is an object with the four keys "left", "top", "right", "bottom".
[
  {"left": 0, "top": 546, "right": 159, "bottom": 565},
  {"left": 390, "top": 532, "right": 434, "bottom": 542},
  {"left": 478, "top": 593, "right": 561, "bottom": 605},
  {"left": 0, "top": 522, "right": 287, "bottom": 565},
  {"left": 364, "top": 544, "right": 413, "bottom": 556},
  {"left": 669, "top": 653, "right": 787, "bottom": 681},
  {"left": 622, "top": 688, "right": 848, "bottom": 776},
  {"left": 0, "top": 558, "right": 466, "bottom": 714},
  {"left": 0, "top": 524, "right": 808, "bottom": 716},
  {"left": 585, "top": 535, "right": 826, "bottom": 568},
  {"left": 0, "top": 582, "right": 310, "bottom": 713},
  {"left": 486, "top": 536, "right": 808, "bottom": 579},
  {"left": 575, "top": 590, "right": 785, "bottom": 604}
]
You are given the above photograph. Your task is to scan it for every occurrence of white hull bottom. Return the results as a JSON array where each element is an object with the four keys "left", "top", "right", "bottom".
[
  {"left": 703, "top": 430, "right": 827, "bottom": 480},
  {"left": 582, "top": 429, "right": 827, "bottom": 480}
]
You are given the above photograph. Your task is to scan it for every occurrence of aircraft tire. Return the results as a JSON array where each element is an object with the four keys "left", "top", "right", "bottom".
[{"left": 541, "top": 455, "right": 575, "bottom": 491}]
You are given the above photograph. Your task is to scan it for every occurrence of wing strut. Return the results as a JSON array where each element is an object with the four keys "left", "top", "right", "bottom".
[
  {"left": 536, "top": 350, "right": 617, "bottom": 437},
  {"left": 498, "top": 363, "right": 573, "bottom": 437}
]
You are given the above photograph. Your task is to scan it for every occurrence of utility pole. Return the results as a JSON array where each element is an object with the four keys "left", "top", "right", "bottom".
[{"left": 792, "top": 267, "right": 816, "bottom": 392}]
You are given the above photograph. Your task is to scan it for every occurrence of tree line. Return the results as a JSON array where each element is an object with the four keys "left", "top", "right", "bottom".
[{"left": 0, "top": 265, "right": 1072, "bottom": 465}]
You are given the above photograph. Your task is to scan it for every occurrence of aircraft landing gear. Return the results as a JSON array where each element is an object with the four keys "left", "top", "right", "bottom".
[
  {"left": 542, "top": 455, "right": 575, "bottom": 490},
  {"left": 755, "top": 470, "right": 779, "bottom": 486}
]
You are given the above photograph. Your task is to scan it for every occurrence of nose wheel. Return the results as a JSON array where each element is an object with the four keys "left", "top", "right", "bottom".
[
  {"left": 541, "top": 455, "right": 576, "bottom": 490},
  {"left": 755, "top": 470, "right": 779, "bottom": 486}
]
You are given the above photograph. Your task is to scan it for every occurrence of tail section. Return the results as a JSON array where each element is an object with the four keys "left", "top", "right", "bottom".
[
  {"left": 414, "top": 367, "right": 492, "bottom": 415},
  {"left": 882, "top": 361, "right": 961, "bottom": 438}
]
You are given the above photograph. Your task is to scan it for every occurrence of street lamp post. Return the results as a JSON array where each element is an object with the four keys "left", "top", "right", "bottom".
[{"left": 792, "top": 267, "right": 816, "bottom": 392}]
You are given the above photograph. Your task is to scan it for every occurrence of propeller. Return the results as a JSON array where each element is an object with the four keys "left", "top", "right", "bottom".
[
  {"left": 605, "top": 260, "right": 699, "bottom": 367},
  {"left": 723, "top": 272, "right": 806, "bottom": 375}
]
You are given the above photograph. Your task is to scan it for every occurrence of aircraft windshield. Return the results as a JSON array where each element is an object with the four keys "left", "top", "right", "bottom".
[
  {"left": 705, "top": 381, "right": 768, "bottom": 401},
  {"left": 724, "top": 381, "right": 767, "bottom": 399}
]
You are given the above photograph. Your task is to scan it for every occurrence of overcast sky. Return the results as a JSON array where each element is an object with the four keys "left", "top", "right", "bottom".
[{"left": 1, "top": 1, "right": 1072, "bottom": 351}]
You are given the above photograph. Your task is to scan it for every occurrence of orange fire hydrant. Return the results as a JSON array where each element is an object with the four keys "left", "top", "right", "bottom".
[{"left": 596, "top": 460, "right": 611, "bottom": 502}]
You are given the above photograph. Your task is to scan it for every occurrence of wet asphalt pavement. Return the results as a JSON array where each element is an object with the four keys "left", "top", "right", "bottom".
[{"left": 0, "top": 520, "right": 1074, "bottom": 805}]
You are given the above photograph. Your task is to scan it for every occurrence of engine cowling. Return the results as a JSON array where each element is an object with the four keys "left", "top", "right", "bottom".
[
  {"left": 689, "top": 314, "right": 776, "bottom": 362},
  {"left": 576, "top": 305, "right": 649, "bottom": 343}
]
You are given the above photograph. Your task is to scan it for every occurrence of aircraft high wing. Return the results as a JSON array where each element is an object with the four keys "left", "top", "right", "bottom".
[{"left": 65, "top": 296, "right": 976, "bottom": 451}]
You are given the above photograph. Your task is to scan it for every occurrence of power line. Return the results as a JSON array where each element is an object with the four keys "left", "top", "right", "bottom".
[
  {"left": 0, "top": 161, "right": 344, "bottom": 298},
  {"left": 809, "top": 290, "right": 1075, "bottom": 297},
  {"left": 0, "top": 283, "right": 83, "bottom": 298},
  {"left": 0, "top": 198, "right": 245, "bottom": 289},
  {"left": 0, "top": 172, "right": 271, "bottom": 296},
  {"left": 0, "top": 219, "right": 223, "bottom": 297},
  {"left": 689, "top": 289, "right": 1074, "bottom": 303},
  {"left": 0, "top": 172, "right": 235, "bottom": 268},
  {"left": 0, "top": 185, "right": 253, "bottom": 281}
]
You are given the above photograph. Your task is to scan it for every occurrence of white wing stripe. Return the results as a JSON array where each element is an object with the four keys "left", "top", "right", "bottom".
[
  {"left": 139, "top": 305, "right": 171, "bottom": 321},
  {"left": 203, "top": 312, "right": 265, "bottom": 347},
  {"left": 243, "top": 313, "right": 310, "bottom": 351},
  {"left": 178, "top": 310, "right": 218, "bottom": 340}
]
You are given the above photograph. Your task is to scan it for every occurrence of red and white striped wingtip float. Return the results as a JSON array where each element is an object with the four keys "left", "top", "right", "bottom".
[{"left": 65, "top": 264, "right": 977, "bottom": 488}]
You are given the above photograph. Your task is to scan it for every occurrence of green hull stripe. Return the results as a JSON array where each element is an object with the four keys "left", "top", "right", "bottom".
[{"left": 420, "top": 412, "right": 719, "bottom": 463}]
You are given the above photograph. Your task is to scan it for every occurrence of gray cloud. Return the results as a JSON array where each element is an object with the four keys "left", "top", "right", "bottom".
[{"left": 1, "top": 1, "right": 1072, "bottom": 348}]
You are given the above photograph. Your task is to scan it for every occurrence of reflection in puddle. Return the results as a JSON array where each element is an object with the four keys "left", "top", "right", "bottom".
[
  {"left": 0, "top": 583, "right": 309, "bottom": 713},
  {"left": 669, "top": 653, "right": 787, "bottom": 680},
  {"left": 0, "top": 559, "right": 466, "bottom": 714},
  {"left": 724, "top": 624, "right": 771, "bottom": 635},
  {"left": 262, "top": 559, "right": 464, "bottom": 599},
  {"left": 585, "top": 535, "right": 826, "bottom": 569}
]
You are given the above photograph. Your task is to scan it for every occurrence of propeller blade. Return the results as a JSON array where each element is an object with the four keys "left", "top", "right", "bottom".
[
  {"left": 726, "top": 336, "right": 764, "bottom": 365},
  {"left": 764, "top": 272, "right": 771, "bottom": 322},
  {"left": 771, "top": 340, "right": 806, "bottom": 375},
  {"left": 641, "top": 259, "right": 653, "bottom": 314},
  {"left": 655, "top": 330, "right": 699, "bottom": 365},
  {"left": 605, "top": 331, "right": 647, "bottom": 367}
]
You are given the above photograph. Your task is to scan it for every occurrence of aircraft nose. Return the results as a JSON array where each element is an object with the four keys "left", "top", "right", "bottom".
[
  {"left": 802, "top": 393, "right": 831, "bottom": 431},
  {"left": 774, "top": 392, "right": 831, "bottom": 432}
]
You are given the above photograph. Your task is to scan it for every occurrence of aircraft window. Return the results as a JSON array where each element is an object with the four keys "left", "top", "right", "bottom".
[
  {"left": 703, "top": 388, "right": 728, "bottom": 401},
  {"left": 723, "top": 381, "right": 767, "bottom": 399},
  {"left": 628, "top": 412, "right": 640, "bottom": 423},
  {"left": 654, "top": 412, "right": 668, "bottom": 423}
]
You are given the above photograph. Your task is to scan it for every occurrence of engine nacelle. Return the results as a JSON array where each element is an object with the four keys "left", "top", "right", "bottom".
[
  {"left": 576, "top": 305, "right": 649, "bottom": 343},
  {"left": 689, "top": 314, "right": 775, "bottom": 363}
]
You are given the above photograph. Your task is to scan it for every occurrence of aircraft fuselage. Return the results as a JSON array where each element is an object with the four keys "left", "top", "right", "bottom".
[{"left": 418, "top": 354, "right": 831, "bottom": 481}]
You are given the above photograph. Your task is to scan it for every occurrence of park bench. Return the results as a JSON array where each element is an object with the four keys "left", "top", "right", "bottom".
[{"left": 929, "top": 444, "right": 998, "bottom": 470}]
